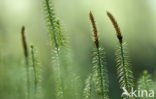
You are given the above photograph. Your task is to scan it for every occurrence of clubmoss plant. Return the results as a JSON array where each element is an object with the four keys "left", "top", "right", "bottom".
[
  {"left": 42, "top": 0, "right": 75, "bottom": 98},
  {"left": 84, "top": 74, "right": 94, "bottom": 99},
  {"left": 30, "top": 45, "right": 37, "bottom": 93},
  {"left": 84, "top": 11, "right": 109, "bottom": 99},
  {"left": 43, "top": 0, "right": 66, "bottom": 48},
  {"left": 30, "top": 45, "right": 42, "bottom": 99},
  {"left": 107, "top": 11, "right": 134, "bottom": 98},
  {"left": 137, "top": 70, "right": 154, "bottom": 91},
  {"left": 137, "top": 70, "right": 155, "bottom": 99},
  {"left": 21, "top": 26, "right": 30, "bottom": 99},
  {"left": 30, "top": 45, "right": 41, "bottom": 93}
]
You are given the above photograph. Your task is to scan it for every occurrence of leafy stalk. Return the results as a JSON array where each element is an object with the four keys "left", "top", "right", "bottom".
[
  {"left": 137, "top": 70, "right": 154, "bottom": 99},
  {"left": 30, "top": 45, "right": 38, "bottom": 93},
  {"left": 30, "top": 45, "right": 42, "bottom": 99},
  {"left": 43, "top": 0, "right": 66, "bottom": 49},
  {"left": 137, "top": 70, "right": 153, "bottom": 90},
  {"left": 84, "top": 74, "right": 93, "bottom": 99},
  {"left": 43, "top": 0, "right": 69, "bottom": 98},
  {"left": 21, "top": 26, "right": 30, "bottom": 99},
  {"left": 84, "top": 11, "right": 109, "bottom": 99},
  {"left": 107, "top": 11, "right": 134, "bottom": 98}
]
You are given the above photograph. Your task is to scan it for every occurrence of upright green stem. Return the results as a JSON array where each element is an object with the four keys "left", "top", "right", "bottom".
[
  {"left": 45, "top": 0, "right": 58, "bottom": 49},
  {"left": 25, "top": 57, "right": 30, "bottom": 99},
  {"left": 120, "top": 43, "right": 127, "bottom": 87},
  {"left": 119, "top": 43, "right": 129, "bottom": 99},
  {"left": 96, "top": 48, "right": 104, "bottom": 99},
  {"left": 56, "top": 49, "right": 65, "bottom": 99},
  {"left": 25, "top": 50, "right": 30, "bottom": 99},
  {"left": 89, "top": 75, "right": 92, "bottom": 99},
  {"left": 43, "top": 0, "right": 70, "bottom": 98},
  {"left": 30, "top": 46, "right": 37, "bottom": 94},
  {"left": 107, "top": 11, "right": 133, "bottom": 99}
]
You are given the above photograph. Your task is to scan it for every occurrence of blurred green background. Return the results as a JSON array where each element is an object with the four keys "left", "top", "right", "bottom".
[{"left": 0, "top": 0, "right": 156, "bottom": 99}]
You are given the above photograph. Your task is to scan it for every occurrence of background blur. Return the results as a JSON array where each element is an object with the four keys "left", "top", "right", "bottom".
[{"left": 0, "top": 0, "right": 156, "bottom": 99}]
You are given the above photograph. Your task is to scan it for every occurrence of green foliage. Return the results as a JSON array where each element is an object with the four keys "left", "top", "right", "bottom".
[
  {"left": 93, "top": 48, "right": 109, "bottom": 99},
  {"left": 116, "top": 42, "right": 134, "bottom": 93},
  {"left": 84, "top": 48, "right": 109, "bottom": 99},
  {"left": 30, "top": 45, "right": 37, "bottom": 93},
  {"left": 21, "top": 26, "right": 30, "bottom": 99},
  {"left": 136, "top": 70, "right": 155, "bottom": 99},
  {"left": 30, "top": 45, "right": 42, "bottom": 98},
  {"left": 1, "top": 1, "right": 156, "bottom": 99},
  {"left": 84, "top": 49, "right": 109, "bottom": 99},
  {"left": 43, "top": 0, "right": 66, "bottom": 48},
  {"left": 107, "top": 11, "right": 134, "bottom": 98},
  {"left": 84, "top": 12, "right": 109, "bottom": 99},
  {"left": 84, "top": 74, "right": 94, "bottom": 99},
  {"left": 42, "top": 0, "right": 82, "bottom": 99},
  {"left": 43, "top": 0, "right": 67, "bottom": 98},
  {"left": 137, "top": 70, "right": 154, "bottom": 91}
]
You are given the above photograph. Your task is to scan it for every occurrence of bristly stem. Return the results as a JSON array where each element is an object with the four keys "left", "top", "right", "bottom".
[
  {"left": 107, "top": 11, "right": 133, "bottom": 98},
  {"left": 45, "top": 0, "right": 58, "bottom": 49},
  {"left": 43, "top": 0, "right": 68, "bottom": 98},
  {"left": 137, "top": 70, "right": 153, "bottom": 90},
  {"left": 106, "top": 12, "right": 128, "bottom": 88},
  {"left": 30, "top": 45, "right": 37, "bottom": 94},
  {"left": 89, "top": 11, "right": 107, "bottom": 98},
  {"left": 119, "top": 43, "right": 129, "bottom": 89},
  {"left": 97, "top": 48, "right": 105, "bottom": 98},
  {"left": 21, "top": 26, "right": 30, "bottom": 99}
]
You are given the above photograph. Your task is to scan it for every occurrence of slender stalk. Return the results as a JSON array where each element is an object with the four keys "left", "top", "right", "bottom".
[
  {"left": 90, "top": 12, "right": 104, "bottom": 96},
  {"left": 97, "top": 48, "right": 105, "bottom": 98},
  {"left": 89, "top": 75, "right": 93, "bottom": 99},
  {"left": 21, "top": 26, "right": 30, "bottom": 99},
  {"left": 137, "top": 70, "right": 153, "bottom": 91},
  {"left": 43, "top": 0, "right": 68, "bottom": 98},
  {"left": 45, "top": 0, "right": 58, "bottom": 49},
  {"left": 107, "top": 11, "right": 133, "bottom": 99},
  {"left": 120, "top": 43, "right": 129, "bottom": 91},
  {"left": 84, "top": 11, "right": 109, "bottom": 99},
  {"left": 30, "top": 45, "right": 37, "bottom": 94}
]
